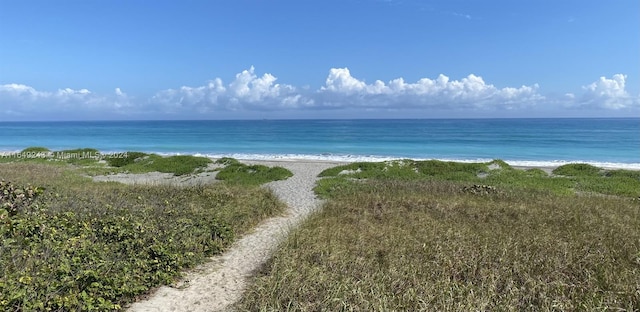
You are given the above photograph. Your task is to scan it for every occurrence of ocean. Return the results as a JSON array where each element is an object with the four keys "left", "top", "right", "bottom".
[{"left": 1, "top": 118, "right": 638, "bottom": 169}]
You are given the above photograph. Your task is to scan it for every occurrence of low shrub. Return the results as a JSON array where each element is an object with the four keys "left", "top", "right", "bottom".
[
  {"left": 216, "top": 162, "right": 293, "bottom": 185},
  {"left": 105, "top": 152, "right": 148, "bottom": 167},
  {"left": 0, "top": 163, "right": 285, "bottom": 311},
  {"left": 215, "top": 157, "right": 241, "bottom": 166},
  {"left": 20, "top": 147, "right": 51, "bottom": 153},
  {"left": 552, "top": 163, "right": 601, "bottom": 177},
  {"left": 149, "top": 155, "right": 212, "bottom": 175},
  {"left": 57, "top": 148, "right": 100, "bottom": 155},
  {"left": 0, "top": 180, "right": 43, "bottom": 217}
]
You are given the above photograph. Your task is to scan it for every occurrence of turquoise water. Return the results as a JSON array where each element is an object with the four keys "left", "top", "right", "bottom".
[{"left": 1, "top": 118, "right": 638, "bottom": 168}]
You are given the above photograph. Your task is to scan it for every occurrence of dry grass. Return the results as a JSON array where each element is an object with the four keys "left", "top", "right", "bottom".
[{"left": 239, "top": 166, "right": 640, "bottom": 311}]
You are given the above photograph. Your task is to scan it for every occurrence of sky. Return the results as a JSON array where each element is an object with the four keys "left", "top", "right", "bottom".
[{"left": 0, "top": 0, "right": 638, "bottom": 120}]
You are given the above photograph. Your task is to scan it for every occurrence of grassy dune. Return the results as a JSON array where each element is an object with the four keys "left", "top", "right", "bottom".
[
  {"left": 0, "top": 153, "right": 291, "bottom": 311},
  {"left": 239, "top": 160, "right": 640, "bottom": 311}
]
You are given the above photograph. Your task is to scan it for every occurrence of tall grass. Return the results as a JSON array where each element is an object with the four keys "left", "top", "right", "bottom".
[{"left": 239, "top": 161, "right": 640, "bottom": 311}]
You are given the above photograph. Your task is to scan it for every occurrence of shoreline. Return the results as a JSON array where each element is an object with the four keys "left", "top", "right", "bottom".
[{"left": 2, "top": 149, "right": 639, "bottom": 171}]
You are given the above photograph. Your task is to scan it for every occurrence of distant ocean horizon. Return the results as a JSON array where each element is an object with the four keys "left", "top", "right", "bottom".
[{"left": 1, "top": 118, "right": 639, "bottom": 169}]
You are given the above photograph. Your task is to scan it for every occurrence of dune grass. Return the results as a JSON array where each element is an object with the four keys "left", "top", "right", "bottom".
[
  {"left": 239, "top": 160, "right": 640, "bottom": 311},
  {"left": 0, "top": 158, "right": 289, "bottom": 311},
  {"left": 1, "top": 147, "right": 215, "bottom": 176},
  {"left": 214, "top": 158, "right": 293, "bottom": 185}
]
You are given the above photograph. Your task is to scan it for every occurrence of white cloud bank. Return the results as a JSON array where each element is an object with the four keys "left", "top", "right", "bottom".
[
  {"left": 1, "top": 67, "right": 638, "bottom": 119},
  {"left": 0, "top": 83, "right": 128, "bottom": 117},
  {"left": 150, "top": 66, "right": 313, "bottom": 113},
  {"left": 318, "top": 68, "right": 543, "bottom": 110}
]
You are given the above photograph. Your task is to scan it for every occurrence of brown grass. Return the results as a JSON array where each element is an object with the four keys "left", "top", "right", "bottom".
[{"left": 240, "top": 179, "right": 640, "bottom": 311}]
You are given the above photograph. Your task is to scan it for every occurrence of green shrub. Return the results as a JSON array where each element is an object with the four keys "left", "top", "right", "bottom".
[
  {"left": 605, "top": 169, "right": 640, "bottom": 180},
  {"left": 150, "top": 155, "right": 212, "bottom": 175},
  {"left": 317, "top": 161, "right": 389, "bottom": 178},
  {"left": 20, "top": 147, "right": 50, "bottom": 153},
  {"left": 109, "top": 154, "right": 212, "bottom": 176},
  {"left": 216, "top": 162, "right": 293, "bottom": 185},
  {"left": 313, "top": 177, "right": 359, "bottom": 199},
  {"left": 415, "top": 160, "right": 487, "bottom": 179},
  {"left": 57, "top": 148, "right": 100, "bottom": 155},
  {"left": 0, "top": 163, "right": 285, "bottom": 311},
  {"left": 105, "top": 152, "right": 148, "bottom": 167},
  {"left": 552, "top": 163, "right": 601, "bottom": 177},
  {"left": 0, "top": 180, "right": 43, "bottom": 217},
  {"left": 215, "top": 157, "right": 241, "bottom": 166}
]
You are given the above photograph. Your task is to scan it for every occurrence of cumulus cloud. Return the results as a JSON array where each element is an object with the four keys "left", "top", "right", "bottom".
[
  {"left": 150, "top": 66, "right": 313, "bottom": 113},
  {"left": 318, "top": 67, "right": 543, "bottom": 110},
  {"left": 1, "top": 68, "right": 637, "bottom": 119},
  {"left": 577, "top": 74, "right": 637, "bottom": 109}
]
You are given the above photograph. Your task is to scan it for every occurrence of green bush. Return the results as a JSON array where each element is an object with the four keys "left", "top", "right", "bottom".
[
  {"left": 215, "top": 157, "right": 241, "bottom": 166},
  {"left": 105, "top": 154, "right": 212, "bottom": 176},
  {"left": 150, "top": 155, "right": 212, "bottom": 175},
  {"left": 216, "top": 162, "right": 293, "bottom": 185},
  {"left": 105, "top": 152, "right": 148, "bottom": 167},
  {"left": 20, "top": 147, "right": 50, "bottom": 153},
  {"left": 552, "top": 163, "right": 601, "bottom": 177},
  {"left": 0, "top": 163, "right": 285, "bottom": 311},
  {"left": 57, "top": 148, "right": 100, "bottom": 155},
  {"left": 0, "top": 180, "right": 43, "bottom": 217}
]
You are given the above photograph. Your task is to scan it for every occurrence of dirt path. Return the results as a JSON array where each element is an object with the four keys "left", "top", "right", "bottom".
[{"left": 127, "top": 160, "right": 337, "bottom": 312}]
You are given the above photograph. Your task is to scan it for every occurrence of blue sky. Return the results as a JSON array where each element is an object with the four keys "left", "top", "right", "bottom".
[{"left": 0, "top": 0, "right": 638, "bottom": 120}]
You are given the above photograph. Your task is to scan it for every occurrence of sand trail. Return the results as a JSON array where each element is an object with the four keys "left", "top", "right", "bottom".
[{"left": 127, "top": 160, "right": 336, "bottom": 312}]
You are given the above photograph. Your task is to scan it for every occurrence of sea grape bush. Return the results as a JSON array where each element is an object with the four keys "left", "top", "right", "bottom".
[
  {"left": 0, "top": 185, "right": 233, "bottom": 311},
  {"left": 0, "top": 180, "right": 42, "bottom": 217}
]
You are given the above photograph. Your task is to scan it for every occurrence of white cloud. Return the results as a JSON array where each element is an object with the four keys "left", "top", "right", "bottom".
[
  {"left": 577, "top": 74, "right": 637, "bottom": 109},
  {"left": 321, "top": 68, "right": 367, "bottom": 94},
  {"left": 0, "top": 83, "right": 130, "bottom": 117},
  {"left": 1, "top": 68, "right": 637, "bottom": 120},
  {"left": 318, "top": 67, "right": 543, "bottom": 110},
  {"left": 150, "top": 66, "right": 312, "bottom": 112}
]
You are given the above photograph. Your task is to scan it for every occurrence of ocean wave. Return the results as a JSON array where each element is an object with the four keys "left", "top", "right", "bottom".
[{"left": 185, "top": 152, "right": 640, "bottom": 170}]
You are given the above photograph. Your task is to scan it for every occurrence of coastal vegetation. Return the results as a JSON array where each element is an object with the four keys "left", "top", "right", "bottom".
[
  {"left": 1, "top": 147, "right": 214, "bottom": 176},
  {"left": 215, "top": 158, "right": 294, "bottom": 185},
  {"left": 2, "top": 149, "right": 639, "bottom": 310},
  {"left": 0, "top": 153, "right": 292, "bottom": 310},
  {"left": 239, "top": 160, "right": 640, "bottom": 311}
]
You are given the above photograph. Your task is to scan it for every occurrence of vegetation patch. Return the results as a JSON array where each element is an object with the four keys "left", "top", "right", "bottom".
[
  {"left": 0, "top": 162, "right": 285, "bottom": 311},
  {"left": 105, "top": 152, "right": 148, "bottom": 167},
  {"left": 2, "top": 147, "right": 215, "bottom": 176},
  {"left": 552, "top": 163, "right": 601, "bottom": 177},
  {"left": 216, "top": 161, "right": 293, "bottom": 185},
  {"left": 20, "top": 147, "right": 51, "bottom": 153},
  {"left": 316, "top": 159, "right": 640, "bottom": 198},
  {"left": 91, "top": 154, "right": 212, "bottom": 176},
  {"left": 57, "top": 148, "right": 100, "bottom": 155},
  {"left": 240, "top": 161, "right": 640, "bottom": 311}
]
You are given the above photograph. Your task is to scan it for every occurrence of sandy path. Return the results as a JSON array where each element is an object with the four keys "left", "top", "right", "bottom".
[{"left": 127, "top": 160, "right": 338, "bottom": 312}]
